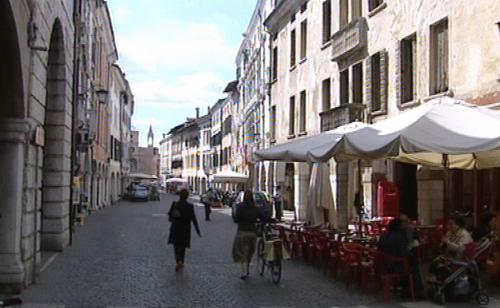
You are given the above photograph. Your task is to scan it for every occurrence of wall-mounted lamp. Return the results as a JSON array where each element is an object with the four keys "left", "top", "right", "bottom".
[{"left": 96, "top": 89, "right": 108, "bottom": 104}]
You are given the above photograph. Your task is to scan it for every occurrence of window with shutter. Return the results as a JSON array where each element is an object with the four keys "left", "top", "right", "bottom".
[
  {"left": 322, "top": 0, "right": 332, "bottom": 44},
  {"left": 272, "top": 46, "right": 278, "bottom": 80},
  {"left": 430, "top": 19, "right": 448, "bottom": 95},
  {"left": 340, "top": 0, "right": 349, "bottom": 28},
  {"left": 290, "top": 29, "right": 296, "bottom": 67},
  {"left": 270, "top": 105, "right": 277, "bottom": 140},
  {"left": 353, "top": 63, "right": 363, "bottom": 104},
  {"left": 322, "top": 78, "right": 331, "bottom": 111},
  {"left": 379, "top": 50, "right": 388, "bottom": 112},
  {"left": 365, "top": 58, "right": 372, "bottom": 111},
  {"left": 289, "top": 96, "right": 295, "bottom": 136},
  {"left": 368, "top": 0, "right": 384, "bottom": 12},
  {"left": 401, "top": 34, "right": 417, "bottom": 104},
  {"left": 300, "top": 20, "right": 307, "bottom": 60},
  {"left": 351, "top": 0, "right": 362, "bottom": 19},
  {"left": 340, "top": 70, "right": 349, "bottom": 105},
  {"left": 371, "top": 53, "right": 381, "bottom": 111},
  {"left": 299, "top": 91, "right": 306, "bottom": 132}
]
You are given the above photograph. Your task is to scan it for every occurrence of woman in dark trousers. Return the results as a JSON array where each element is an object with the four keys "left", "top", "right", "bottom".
[
  {"left": 232, "top": 190, "right": 262, "bottom": 280},
  {"left": 168, "top": 189, "right": 201, "bottom": 271}
]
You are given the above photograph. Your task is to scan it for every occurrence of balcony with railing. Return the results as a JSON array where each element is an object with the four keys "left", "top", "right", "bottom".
[
  {"left": 319, "top": 103, "right": 365, "bottom": 132},
  {"left": 331, "top": 17, "right": 367, "bottom": 62}
]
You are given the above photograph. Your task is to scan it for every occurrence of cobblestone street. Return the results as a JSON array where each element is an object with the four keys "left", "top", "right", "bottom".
[{"left": 19, "top": 193, "right": 492, "bottom": 308}]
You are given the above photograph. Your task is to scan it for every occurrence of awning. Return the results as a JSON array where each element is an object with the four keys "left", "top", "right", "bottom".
[
  {"left": 209, "top": 170, "right": 248, "bottom": 183},
  {"left": 254, "top": 122, "right": 367, "bottom": 162},
  {"left": 308, "top": 97, "right": 500, "bottom": 169}
]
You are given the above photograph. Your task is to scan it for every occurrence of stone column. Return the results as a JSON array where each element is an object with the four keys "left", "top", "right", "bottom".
[
  {"left": 0, "top": 119, "right": 29, "bottom": 287},
  {"left": 295, "top": 163, "right": 310, "bottom": 221},
  {"left": 336, "top": 162, "right": 349, "bottom": 229}
]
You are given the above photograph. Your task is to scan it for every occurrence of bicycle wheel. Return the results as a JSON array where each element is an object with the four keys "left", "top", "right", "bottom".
[
  {"left": 271, "top": 258, "right": 282, "bottom": 284},
  {"left": 257, "top": 239, "right": 265, "bottom": 276}
]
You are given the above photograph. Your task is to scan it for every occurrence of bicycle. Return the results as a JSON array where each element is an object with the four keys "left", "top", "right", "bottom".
[{"left": 256, "top": 222, "right": 283, "bottom": 285}]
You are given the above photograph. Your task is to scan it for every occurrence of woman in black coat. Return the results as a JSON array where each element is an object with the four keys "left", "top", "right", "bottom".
[{"left": 168, "top": 189, "right": 201, "bottom": 271}]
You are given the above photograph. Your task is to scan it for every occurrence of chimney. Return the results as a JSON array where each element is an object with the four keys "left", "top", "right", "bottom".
[{"left": 195, "top": 107, "right": 200, "bottom": 118}]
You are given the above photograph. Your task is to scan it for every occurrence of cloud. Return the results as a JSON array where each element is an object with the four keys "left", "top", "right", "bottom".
[
  {"left": 132, "top": 117, "right": 164, "bottom": 127},
  {"left": 132, "top": 71, "right": 227, "bottom": 110},
  {"left": 115, "top": 20, "right": 238, "bottom": 73}
]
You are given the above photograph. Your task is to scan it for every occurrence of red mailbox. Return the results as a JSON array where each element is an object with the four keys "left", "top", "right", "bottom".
[{"left": 377, "top": 180, "right": 400, "bottom": 217}]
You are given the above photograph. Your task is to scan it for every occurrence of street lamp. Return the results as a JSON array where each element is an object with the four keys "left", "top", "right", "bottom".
[{"left": 96, "top": 89, "right": 108, "bottom": 104}]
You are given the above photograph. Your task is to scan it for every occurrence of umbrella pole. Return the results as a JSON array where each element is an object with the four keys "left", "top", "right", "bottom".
[
  {"left": 442, "top": 154, "right": 450, "bottom": 221},
  {"left": 356, "top": 160, "right": 364, "bottom": 237}
]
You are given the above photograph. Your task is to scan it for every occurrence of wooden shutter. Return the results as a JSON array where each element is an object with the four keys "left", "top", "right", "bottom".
[
  {"left": 365, "top": 57, "right": 372, "bottom": 113},
  {"left": 379, "top": 50, "right": 388, "bottom": 113},
  {"left": 395, "top": 41, "right": 401, "bottom": 107}
]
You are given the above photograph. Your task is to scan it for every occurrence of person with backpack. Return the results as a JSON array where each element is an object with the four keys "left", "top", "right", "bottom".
[{"left": 168, "top": 189, "right": 201, "bottom": 271}]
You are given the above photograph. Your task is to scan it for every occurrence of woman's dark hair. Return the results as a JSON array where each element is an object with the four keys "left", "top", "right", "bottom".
[
  {"left": 451, "top": 215, "right": 466, "bottom": 228},
  {"left": 179, "top": 189, "right": 189, "bottom": 201},
  {"left": 388, "top": 219, "right": 402, "bottom": 232},
  {"left": 243, "top": 190, "right": 255, "bottom": 207}
]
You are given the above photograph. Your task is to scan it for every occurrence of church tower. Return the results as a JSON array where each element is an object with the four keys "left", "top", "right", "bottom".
[{"left": 147, "top": 125, "right": 154, "bottom": 147}]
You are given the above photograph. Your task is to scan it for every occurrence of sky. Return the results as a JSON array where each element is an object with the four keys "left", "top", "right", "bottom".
[{"left": 108, "top": 0, "right": 258, "bottom": 146}]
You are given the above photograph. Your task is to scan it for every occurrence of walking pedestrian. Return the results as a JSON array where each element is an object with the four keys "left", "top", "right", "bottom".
[
  {"left": 232, "top": 190, "right": 260, "bottom": 280},
  {"left": 201, "top": 189, "right": 213, "bottom": 221},
  {"left": 273, "top": 186, "right": 283, "bottom": 221},
  {"left": 168, "top": 189, "right": 201, "bottom": 271}
]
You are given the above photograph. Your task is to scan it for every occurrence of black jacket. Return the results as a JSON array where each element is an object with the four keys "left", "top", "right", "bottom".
[
  {"left": 168, "top": 200, "right": 200, "bottom": 248},
  {"left": 234, "top": 203, "right": 261, "bottom": 233}
]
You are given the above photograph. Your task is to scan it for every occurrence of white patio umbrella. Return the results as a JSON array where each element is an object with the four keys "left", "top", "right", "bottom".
[
  {"left": 165, "top": 177, "right": 188, "bottom": 183},
  {"left": 306, "top": 163, "right": 335, "bottom": 226},
  {"left": 307, "top": 97, "right": 500, "bottom": 169},
  {"left": 209, "top": 170, "right": 248, "bottom": 183},
  {"left": 254, "top": 122, "right": 367, "bottom": 162}
]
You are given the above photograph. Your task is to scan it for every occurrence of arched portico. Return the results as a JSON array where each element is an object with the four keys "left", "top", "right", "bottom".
[
  {"left": 0, "top": 0, "right": 28, "bottom": 287},
  {"left": 41, "top": 19, "right": 71, "bottom": 252}
]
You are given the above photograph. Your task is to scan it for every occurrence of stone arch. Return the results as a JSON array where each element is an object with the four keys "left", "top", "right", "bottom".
[
  {"left": 0, "top": 0, "right": 25, "bottom": 118},
  {"left": 41, "top": 19, "right": 70, "bottom": 251},
  {"left": 0, "top": 0, "right": 28, "bottom": 287}
]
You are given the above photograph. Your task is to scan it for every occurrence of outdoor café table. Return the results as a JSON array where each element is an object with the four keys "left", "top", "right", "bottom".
[{"left": 345, "top": 235, "right": 377, "bottom": 244}]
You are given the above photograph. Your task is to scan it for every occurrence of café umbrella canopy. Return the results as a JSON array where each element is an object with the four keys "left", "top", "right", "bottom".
[
  {"left": 307, "top": 97, "right": 500, "bottom": 169},
  {"left": 253, "top": 122, "right": 367, "bottom": 162},
  {"left": 209, "top": 170, "right": 248, "bottom": 183}
]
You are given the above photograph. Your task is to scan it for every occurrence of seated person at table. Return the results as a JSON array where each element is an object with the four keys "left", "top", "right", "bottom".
[
  {"left": 378, "top": 219, "right": 408, "bottom": 258},
  {"left": 379, "top": 219, "right": 424, "bottom": 297},
  {"left": 428, "top": 216, "right": 473, "bottom": 282},
  {"left": 400, "top": 213, "right": 420, "bottom": 252},
  {"left": 472, "top": 213, "right": 496, "bottom": 242}
]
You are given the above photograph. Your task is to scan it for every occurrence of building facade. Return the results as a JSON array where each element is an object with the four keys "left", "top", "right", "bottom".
[
  {"left": 236, "top": 0, "right": 274, "bottom": 194},
  {"left": 0, "top": 0, "right": 134, "bottom": 290},
  {"left": 129, "top": 127, "right": 160, "bottom": 178}
]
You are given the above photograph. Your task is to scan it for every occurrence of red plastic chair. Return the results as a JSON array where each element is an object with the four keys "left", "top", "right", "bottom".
[
  {"left": 328, "top": 240, "right": 341, "bottom": 279},
  {"left": 339, "top": 243, "right": 364, "bottom": 288},
  {"left": 373, "top": 251, "right": 416, "bottom": 303}
]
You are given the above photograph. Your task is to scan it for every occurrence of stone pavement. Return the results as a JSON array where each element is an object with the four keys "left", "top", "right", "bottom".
[{"left": 18, "top": 193, "right": 497, "bottom": 307}]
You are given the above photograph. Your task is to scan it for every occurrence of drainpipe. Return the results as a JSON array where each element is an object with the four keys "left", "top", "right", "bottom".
[{"left": 70, "top": 0, "right": 82, "bottom": 246}]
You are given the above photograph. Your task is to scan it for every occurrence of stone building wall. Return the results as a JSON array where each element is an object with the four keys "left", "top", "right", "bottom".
[{"left": 0, "top": 0, "right": 75, "bottom": 290}]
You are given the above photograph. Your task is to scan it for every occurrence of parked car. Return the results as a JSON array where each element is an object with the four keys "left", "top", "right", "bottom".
[
  {"left": 231, "top": 191, "right": 273, "bottom": 221},
  {"left": 130, "top": 185, "right": 149, "bottom": 202}
]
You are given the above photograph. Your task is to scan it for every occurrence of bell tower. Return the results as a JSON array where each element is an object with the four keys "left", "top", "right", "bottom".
[{"left": 147, "top": 125, "right": 154, "bottom": 147}]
